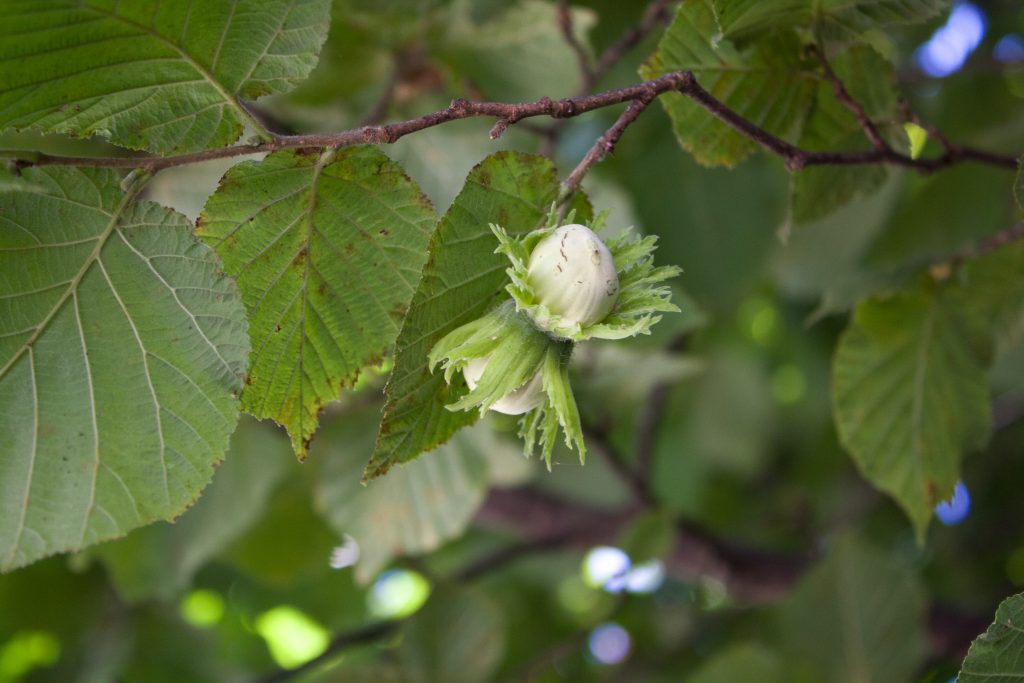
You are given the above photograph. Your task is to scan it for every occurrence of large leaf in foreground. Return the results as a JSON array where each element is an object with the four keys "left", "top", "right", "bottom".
[
  {"left": 833, "top": 280, "right": 991, "bottom": 539},
  {"left": 365, "top": 151, "right": 585, "bottom": 479},
  {"left": 778, "top": 534, "right": 927, "bottom": 683},
  {"left": 0, "top": 167, "right": 249, "bottom": 571},
  {"left": 640, "top": 0, "right": 816, "bottom": 167},
  {"left": 958, "top": 592, "right": 1024, "bottom": 683},
  {"left": 0, "top": 0, "right": 330, "bottom": 154},
  {"left": 197, "top": 147, "right": 435, "bottom": 457}
]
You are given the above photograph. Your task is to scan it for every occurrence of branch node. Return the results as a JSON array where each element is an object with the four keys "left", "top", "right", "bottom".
[
  {"left": 489, "top": 119, "right": 511, "bottom": 140},
  {"left": 785, "top": 154, "right": 807, "bottom": 172}
]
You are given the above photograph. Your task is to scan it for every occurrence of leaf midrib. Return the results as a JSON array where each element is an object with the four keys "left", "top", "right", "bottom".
[
  {"left": 82, "top": 2, "right": 270, "bottom": 142},
  {"left": 910, "top": 302, "right": 937, "bottom": 505},
  {"left": 0, "top": 181, "right": 139, "bottom": 381}
]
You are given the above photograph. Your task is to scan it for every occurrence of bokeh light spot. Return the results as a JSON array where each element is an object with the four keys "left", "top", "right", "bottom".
[
  {"left": 367, "top": 569, "right": 431, "bottom": 619},
  {"left": 255, "top": 606, "right": 329, "bottom": 669},
  {"left": 588, "top": 623, "right": 631, "bottom": 665},
  {"left": 771, "top": 364, "right": 807, "bottom": 404},
  {"left": 994, "top": 34, "right": 1024, "bottom": 62},
  {"left": 180, "top": 589, "right": 225, "bottom": 628},
  {"left": 915, "top": 2, "right": 986, "bottom": 77},
  {"left": 582, "top": 546, "right": 630, "bottom": 593},
  {"left": 934, "top": 480, "right": 970, "bottom": 525},
  {"left": 623, "top": 560, "right": 666, "bottom": 594},
  {"left": 0, "top": 631, "right": 60, "bottom": 682}
]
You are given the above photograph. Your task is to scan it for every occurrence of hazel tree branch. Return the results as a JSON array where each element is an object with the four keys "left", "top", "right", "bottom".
[
  {"left": 541, "top": 0, "right": 674, "bottom": 156},
  {"left": 559, "top": 93, "right": 655, "bottom": 198},
  {"left": 557, "top": 0, "right": 594, "bottom": 85},
  {"left": 5, "top": 71, "right": 1017, "bottom": 182}
]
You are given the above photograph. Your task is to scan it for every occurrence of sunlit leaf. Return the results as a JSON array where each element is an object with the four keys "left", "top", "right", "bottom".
[{"left": 197, "top": 147, "right": 435, "bottom": 457}]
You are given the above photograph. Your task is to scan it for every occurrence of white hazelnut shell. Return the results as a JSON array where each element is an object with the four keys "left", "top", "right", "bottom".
[
  {"left": 527, "top": 224, "right": 618, "bottom": 327},
  {"left": 463, "top": 356, "right": 544, "bottom": 415}
]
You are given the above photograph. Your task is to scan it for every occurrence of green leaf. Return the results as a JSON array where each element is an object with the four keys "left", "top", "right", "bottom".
[
  {"left": 313, "top": 409, "right": 490, "bottom": 583},
  {"left": 958, "top": 592, "right": 1024, "bottom": 682},
  {"left": 400, "top": 586, "right": 506, "bottom": 683},
  {"left": 93, "top": 417, "right": 289, "bottom": 602},
  {"left": 777, "top": 534, "right": 927, "bottom": 683},
  {"left": 833, "top": 279, "right": 992, "bottom": 539},
  {"left": 789, "top": 45, "right": 896, "bottom": 224},
  {"left": 905, "top": 123, "right": 928, "bottom": 159},
  {"left": 712, "top": 0, "right": 949, "bottom": 43},
  {"left": 442, "top": 0, "right": 596, "bottom": 101},
  {"left": 684, "top": 643, "right": 786, "bottom": 683},
  {"left": 640, "top": 0, "right": 817, "bottom": 167},
  {"left": 197, "top": 147, "right": 435, "bottom": 458},
  {"left": 0, "top": 1, "right": 330, "bottom": 154},
  {"left": 366, "top": 151, "right": 583, "bottom": 479},
  {"left": 0, "top": 167, "right": 249, "bottom": 571},
  {"left": 867, "top": 165, "right": 1015, "bottom": 270}
]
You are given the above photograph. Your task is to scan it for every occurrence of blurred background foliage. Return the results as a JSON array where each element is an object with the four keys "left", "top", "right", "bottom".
[{"left": 2, "top": 0, "right": 1024, "bottom": 681}]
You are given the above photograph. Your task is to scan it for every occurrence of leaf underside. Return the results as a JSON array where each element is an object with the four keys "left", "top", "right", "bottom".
[{"left": 0, "top": 166, "right": 249, "bottom": 571}]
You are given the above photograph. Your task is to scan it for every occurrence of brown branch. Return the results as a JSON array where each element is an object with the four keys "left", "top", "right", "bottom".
[
  {"left": 810, "top": 45, "right": 889, "bottom": 152},
  {"left": 557, "top": 0, "right": 594, "bottom": 85},
  {"left": 541, "top": 0, "right": 674, "bottom": 156},
  {"left": 588, "top": 0, "right": 674, "bottom": 93},
  {"left": 560, "top": 94, "right": 655, "bottom": 198},
  {"left": 6, "top": 71, "right": 1017, "bottom": 181}
]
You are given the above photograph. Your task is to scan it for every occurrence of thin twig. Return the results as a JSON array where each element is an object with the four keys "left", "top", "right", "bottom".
[
  {"left": 557, "top": 0, "right": 593, "bottom": 84},
  {"left": 560, "top": 94, "right": 655, "bottom": 198},
  {"left": 542, "top": 0, "right": 674, "bottom": 155},
  {"left": 360, "top": 66, "right": 402, "bottom": 126},
  {"left": 588, "top": 0, "right": 674, "bottom": 92},
  {"left": 810, "top": 45, "right": 890, "bottom": 152}
]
